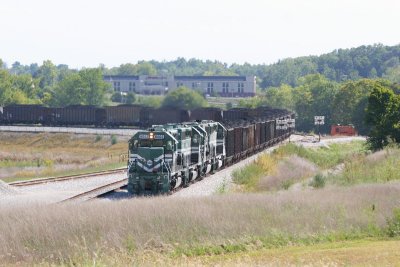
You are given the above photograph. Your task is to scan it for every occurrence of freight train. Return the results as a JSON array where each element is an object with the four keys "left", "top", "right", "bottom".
[
  {"left": 0, "top": 104, "right": 291, "bottom": 129},
  {"left": 127, "top": 109, "right": 294, "bottom": 195},
  {"left": 0, "top": 103, "right": 293, "bottom": 195}
]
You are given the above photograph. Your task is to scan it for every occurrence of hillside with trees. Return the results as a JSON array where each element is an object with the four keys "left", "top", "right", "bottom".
[{"left": 1, "top": 43, "right": 399, "bottom": 138}]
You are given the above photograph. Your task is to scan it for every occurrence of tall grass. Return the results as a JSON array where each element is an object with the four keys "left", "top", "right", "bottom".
[
  {"left": 274, "top": 141, "right": 367, "bottom": 169},
  {"left": 232, "top": 154, "right": 276, "bottom": 191},
  {"left": 0, "top": 132, "right": 129, "bottom": 182},
  {"left": 327, "top": 148, "right": 400, "bottom": 185},
  {"left": 1, "top": 184, "right": 400, "bottom": 265},
  {"left": 258, "top": 155, "right": 317, "bottom": 191}
]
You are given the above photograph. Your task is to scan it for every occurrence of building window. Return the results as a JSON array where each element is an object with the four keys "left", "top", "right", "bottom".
[
  {"left": 207, "top": 82, "right": 214, "bottom": 94},
  {"left": 176, "top": 82, "right": 183, "bottom": 87},
  {"left": 222, "top": 82, "right": 229, "bottom": 93},
  {"left": 113, "top": 81, "right": 121, "bottom": 91},
  {"left": 238, "top": 82, "right": 244, "bottom": 93},
  {"left": 129, "top": 82, "right": 136, "bottom": 92}
]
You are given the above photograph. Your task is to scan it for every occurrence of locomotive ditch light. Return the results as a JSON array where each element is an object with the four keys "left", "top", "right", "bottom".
[{"left": 149, "top": 132, "right": 155, "bottom": 139}]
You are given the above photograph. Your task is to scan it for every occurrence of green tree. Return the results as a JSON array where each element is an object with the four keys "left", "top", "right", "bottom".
[
  {"left": 365, "top": 85, "right": 400, "bottom": 150},
  {"left": 79, "top": 68, "right": 109, "bottom": 106},
  {"left": 133, "top": 62, "right": 157, "bottom": 75},
  {"left": 263, "top": 84, "right": 295, "bottom": 110},
  {"left": 126, "top": 92, "right": 136, "bottom": 104},
  {"left": 37, "top": 60, "right": 57, "bottom": 89},
  {"left": 52, "top": 72, "right": 85, "bottom": 106},
  {"left": 52, "top": 68, "right": 109, "bottom": 106},
  {"left": 162, "top": 87, "right": 207, "bottom": 110},
  {"left": 332, "top": 79, "right": 394, "bottom": 135},
  {"left": 293, "top": 74, "right": 338, "bottom": 133},
  {"left": 0, "top": 69, "right": 13, "bottom": 105}
]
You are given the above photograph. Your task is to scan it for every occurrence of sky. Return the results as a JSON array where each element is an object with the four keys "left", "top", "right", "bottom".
[{"left": 1, "top": 0, "right": 399, "bottom": 69}]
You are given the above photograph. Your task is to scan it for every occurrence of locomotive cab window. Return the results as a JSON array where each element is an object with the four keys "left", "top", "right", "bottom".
[
  {"left": 192, "top": 134, "right": 199, "bottom": 144},
  {"left": 166, "top": 141, "right": 173, "bottom": 151}
]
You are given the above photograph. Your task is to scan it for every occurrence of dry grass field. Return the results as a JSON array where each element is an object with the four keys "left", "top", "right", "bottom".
[
  {"left": 0, "top": 132, "right": 128, "bottom": 182},
  {"left": 1, "top": 136, "right": 400, "bottom": 266},
  {"left": 1, "top": 183, "right": 400, "bottom": 265}
]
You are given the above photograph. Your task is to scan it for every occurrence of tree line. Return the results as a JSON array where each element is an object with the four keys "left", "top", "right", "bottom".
[
  {"left": 0, "top": 59, "right": 110, "bottom": 107},
  {"left": 242, "top": 75, "right": 398, "bottom": 133},
  {"left": 4, "top": 43, "right": 400, "bottom": 90}
]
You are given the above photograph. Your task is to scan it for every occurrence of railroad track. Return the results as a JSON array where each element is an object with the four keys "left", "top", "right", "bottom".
[
  {"left": 9, "top": 168, "right": 127, "bottom": 187},
  {"left": 59, "top": 178, "right": 128, "bottom": 203}
]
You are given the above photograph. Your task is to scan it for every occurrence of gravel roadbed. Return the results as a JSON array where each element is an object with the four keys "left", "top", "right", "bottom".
[{"left": 0, "top": 172, "right": 127, "bottom": 206}]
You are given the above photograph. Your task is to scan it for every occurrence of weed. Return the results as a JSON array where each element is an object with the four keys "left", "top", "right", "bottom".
[
  {"left": 281, "top": 180, "right": 293, "bottom": 190},
  {"left": 111, "top": 135, "right": 118, "bottom": 145},
  {"left": 95, "top": 134, "right": 103, "bottom": 142},
  {"left": 386, "top": 208, "right": 400, "bottom": 237},
  {"left": 216, "top": 178, "right": 228, "bottom": 194},
  {"left": 327, "top": 148, "right": 400, "bottom": 186},
  {"left": 310, "top": 173, "right": 326, "bottom": 188},
  {"left": 274, "top": 141, "right": 367, "bottom": 169}
]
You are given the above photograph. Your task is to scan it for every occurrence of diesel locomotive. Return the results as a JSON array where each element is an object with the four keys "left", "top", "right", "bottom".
[{"left": 127, "top": 121, "right": 226, "bottom": 194}]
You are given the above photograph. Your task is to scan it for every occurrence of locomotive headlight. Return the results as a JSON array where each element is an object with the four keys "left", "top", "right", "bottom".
[{"left": 149, "top": 132, "right": 154, "bottom": 139}]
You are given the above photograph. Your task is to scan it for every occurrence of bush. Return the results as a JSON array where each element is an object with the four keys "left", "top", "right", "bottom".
[
  {"left": 309, "top": 173, "right": 325, "bottom": 188},
  {"left": 386, "top": 208, "right": 400, "bottom": 237},
  {"left": 95, "top": 134, "right": 102, "bottom": 142},
  {"left": 111, "top": 92, "right": 123, "bottom": 102},
  {"left": 110, "top": 135, "right": 117, "bottom": 145},
  {"left": 126, "top": 92, "right": 136, "bottom": 104},
  {"left": 281, "top": 180, "right": 293, "bottom": 190}
]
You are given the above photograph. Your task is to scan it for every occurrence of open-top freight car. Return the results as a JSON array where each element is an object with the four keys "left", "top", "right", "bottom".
[
  {"left": 190, "top": 107, "right": 223, "bottom": 122},
  {"left": 139, "top": 107, "right": 190, "bottom": 127},
  {"left": 50, "top": 105, "right": 106, "bottom": 126},
  {"left": 1, "top": 104, "right": 49, "bottom": 124},
  {"left": 104, "top": 104, "right": 142, "bottom": 126}
]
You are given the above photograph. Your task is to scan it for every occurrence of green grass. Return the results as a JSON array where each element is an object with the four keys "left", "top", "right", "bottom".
[
  {"left": 232, "top": 164, "right": 265, "bottom": 191},
  {"left": 232, "top": 153, "right": 277, "bottom": 191},
  {"left": 274, "top": 141, "right": 367, "bottom": 169},
  {"left": 327, "top": 148, "right": 400, "bottom": 186}
]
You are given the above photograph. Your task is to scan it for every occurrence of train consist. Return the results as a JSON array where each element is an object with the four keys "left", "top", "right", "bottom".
[
  {"left": 0, "top": 103, "right": 294, "bottom": 195},
  {"left": 0, "top": 104, "right": 291, "bottom": 129},
  {"left": 127, "top": 107, "right": 294, "bottom": 195}
]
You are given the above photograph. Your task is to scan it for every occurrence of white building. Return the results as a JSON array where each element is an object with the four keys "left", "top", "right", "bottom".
[{"left": 103, "top": 75, "right": 256, "bottom": 97}]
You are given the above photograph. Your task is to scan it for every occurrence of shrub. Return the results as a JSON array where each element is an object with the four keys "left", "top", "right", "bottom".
[
  {"left": 111, "top": 92, "right": 123, "bottom": 102},
  {"left": 95, "top": 134, "right": 102, "bottom": 142},
  {"left": 110, "top": 135, "right": 117, "bottom": 145},
  {"left": 310, "top": 173, "right": 326, "bottom": 188},
  {"left": 386, "top": 208, "right": 400, "bottom": 237},
  {"left": 281, "top": 180, "right": 293, "bottom": 190}
]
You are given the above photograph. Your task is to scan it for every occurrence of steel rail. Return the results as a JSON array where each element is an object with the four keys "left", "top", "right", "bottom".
[
  {"left": 9, "top": 168, "right": 127, "bottom": 187},
  {"left": 59, "top": 178, "right": 128, "bottom": 203}
]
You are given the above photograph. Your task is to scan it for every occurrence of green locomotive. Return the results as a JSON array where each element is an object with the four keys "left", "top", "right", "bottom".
[{"left": 127, "top": 121, "right": 226, "bottom": 195}]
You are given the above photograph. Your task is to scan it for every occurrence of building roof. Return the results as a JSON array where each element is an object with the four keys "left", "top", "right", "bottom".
[
  {"left": 174, "top": 76, "right": 247, "bottom": 81},
  {"left": 103, "top": 75, "right": 139, "bottom": 80},
  {"left": 103, "top": 75, "right": 250, "bottom": 81}
]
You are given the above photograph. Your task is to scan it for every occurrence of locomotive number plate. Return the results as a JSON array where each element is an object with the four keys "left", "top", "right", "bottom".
[{"left": 139, "top": 134, "right": 165, "bottom": 139}]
